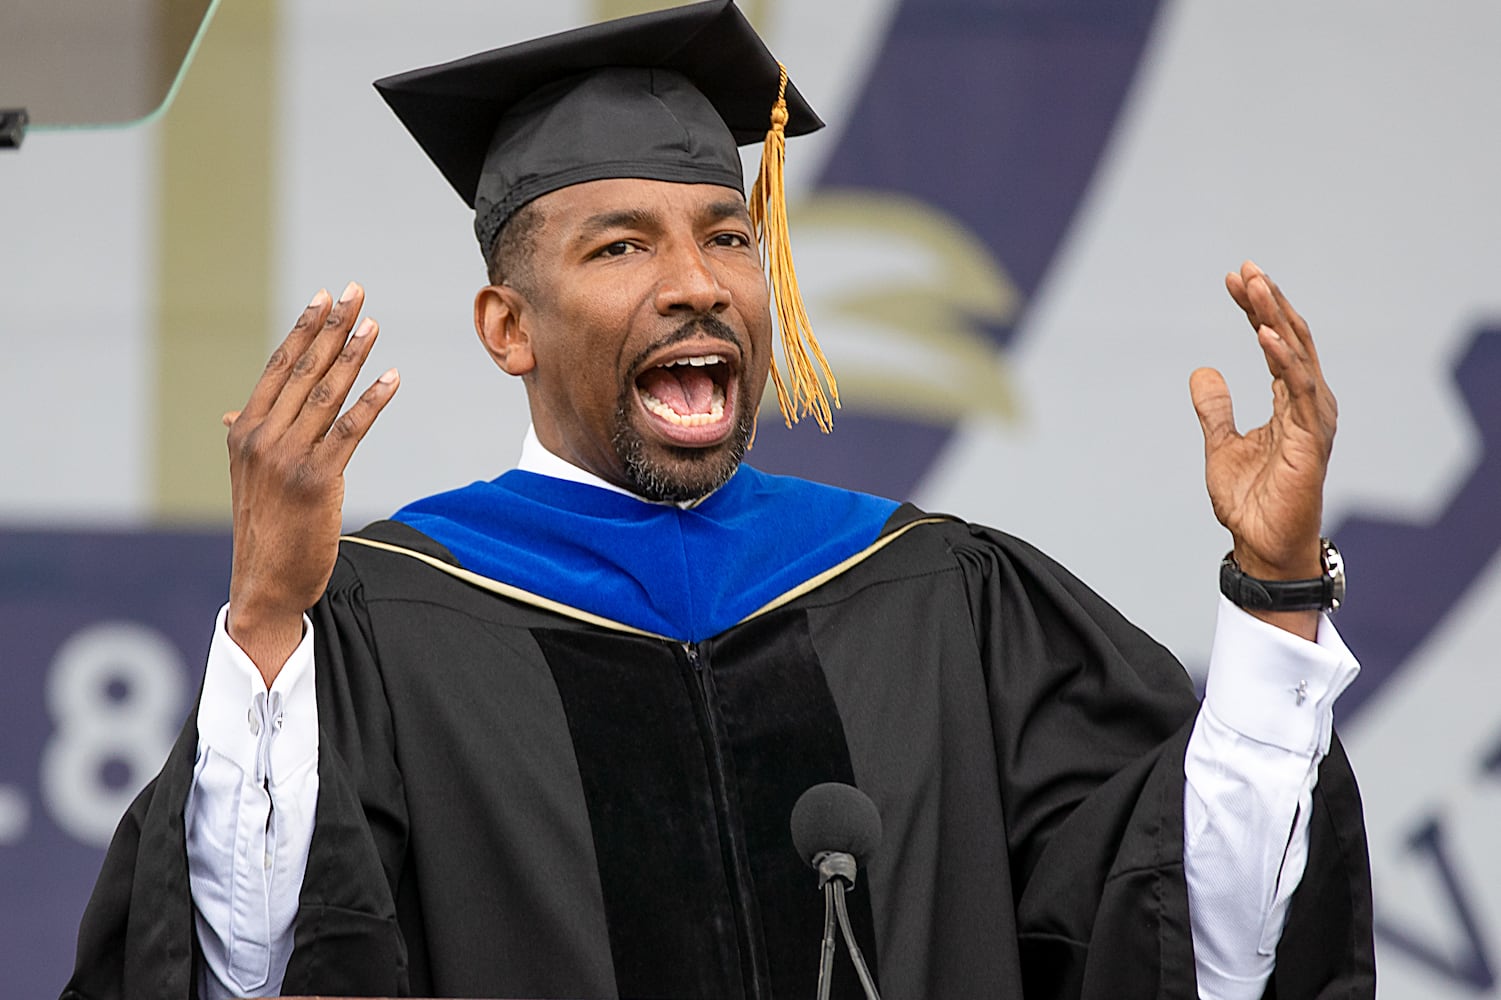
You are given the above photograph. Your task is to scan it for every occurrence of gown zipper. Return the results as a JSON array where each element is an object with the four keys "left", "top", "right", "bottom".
[{"left": 682, "top": 639, "right": 773, "bottom": 1000}]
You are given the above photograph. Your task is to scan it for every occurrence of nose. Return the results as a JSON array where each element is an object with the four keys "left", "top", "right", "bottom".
[{"left": 654, "top": 242, "right": 731, "bottom": 316}]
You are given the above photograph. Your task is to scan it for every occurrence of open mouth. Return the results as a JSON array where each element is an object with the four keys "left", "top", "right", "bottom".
[{"left": 634, "top": 352, "right": 737, "bottom": 443}]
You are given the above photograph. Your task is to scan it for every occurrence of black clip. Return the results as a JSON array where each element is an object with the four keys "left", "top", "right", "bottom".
[{"left": 1, "top": 109, "right": 30, "bottom": 151}]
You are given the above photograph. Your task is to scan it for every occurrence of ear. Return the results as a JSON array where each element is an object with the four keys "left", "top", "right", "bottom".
[{"left": 475, "top": 284, "right": 536, "bottom": 376}]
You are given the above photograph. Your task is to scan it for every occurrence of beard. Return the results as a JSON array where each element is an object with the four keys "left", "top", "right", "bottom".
[
  {"left": 611, "top": 314, "right": 757, "bottom": 503},
  {"left": 611, "top": 404, "right": 755, "bottom": 503}
]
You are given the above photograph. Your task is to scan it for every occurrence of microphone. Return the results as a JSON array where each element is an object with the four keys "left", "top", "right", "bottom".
[{"left": 790, "top": 783, "right": 883, "bottom": 1000}]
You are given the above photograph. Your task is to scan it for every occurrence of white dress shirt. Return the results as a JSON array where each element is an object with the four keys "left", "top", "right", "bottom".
[
  {"left": 184, "top": 430, "right": 1359, "bottom": 999},
  {"left": 186, "top": 608, "right": 319, "bottom": 1000}
]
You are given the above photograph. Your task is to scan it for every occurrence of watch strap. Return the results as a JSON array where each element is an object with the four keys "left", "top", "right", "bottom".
[{"left": 1219, "top": 539, "right": 1344, "bottom": 612}]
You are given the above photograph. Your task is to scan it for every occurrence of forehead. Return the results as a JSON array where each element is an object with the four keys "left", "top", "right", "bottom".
[{"left": 534, "top": 177, "right": 751, "bottom": 233}]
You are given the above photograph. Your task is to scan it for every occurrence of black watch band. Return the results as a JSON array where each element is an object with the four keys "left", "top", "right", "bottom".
[{"left": 1219, "top": 538, "right": 1345, "bottom": 612}]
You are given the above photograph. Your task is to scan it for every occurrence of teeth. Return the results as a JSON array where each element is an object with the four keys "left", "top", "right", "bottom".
[
  {"left": 664, "top": 354, "right": 724, "bottom": 368},
  {"left": 640, "top": 382, "right": 726, "bottom": 426}
]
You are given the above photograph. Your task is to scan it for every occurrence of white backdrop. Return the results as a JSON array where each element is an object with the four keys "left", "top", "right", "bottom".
[{"left": 4, "top": 2, "right": 1500, "bottom": 994}]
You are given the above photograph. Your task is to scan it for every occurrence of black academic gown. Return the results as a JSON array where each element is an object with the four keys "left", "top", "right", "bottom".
[{"left": 62, "top": 505, "right": 1374, "bottom": 999}]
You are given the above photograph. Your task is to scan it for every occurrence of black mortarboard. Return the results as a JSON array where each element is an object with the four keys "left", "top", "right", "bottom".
[
  {"left": 373, "top": 0, "right": 822, "bottom": 257},
  {"left": 374, "top": 0, "right": 839, "bottom": 431}
]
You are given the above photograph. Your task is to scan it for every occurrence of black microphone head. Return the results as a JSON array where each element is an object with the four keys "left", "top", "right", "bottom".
[{"left": 790, "top": 782, "right": 882, "bottom": 866}]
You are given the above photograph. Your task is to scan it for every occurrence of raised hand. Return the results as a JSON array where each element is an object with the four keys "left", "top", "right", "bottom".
[
  {"left": 1189, "top": 261, "right": 1338, "bottom": 637},
  {"left": 224, "top": 282, "right": 400, "bottom": 684}
]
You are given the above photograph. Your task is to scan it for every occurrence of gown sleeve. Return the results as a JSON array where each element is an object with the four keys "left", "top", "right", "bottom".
[
  {"left": 60, "top": 546, "right": 413, "bottom": 999},
  {"left": 272, "top": 548, "right": 411, "bottom": 995},
  {"left": 946, "top": 522, "right": 1374, "bottom": 1000}
]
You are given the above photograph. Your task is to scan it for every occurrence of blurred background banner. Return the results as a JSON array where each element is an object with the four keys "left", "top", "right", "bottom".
[{"left": 4, "top": 1, "right": 1500, "bottom": 995}]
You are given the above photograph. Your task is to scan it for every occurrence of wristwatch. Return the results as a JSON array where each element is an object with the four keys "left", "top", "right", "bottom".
[{"left": 1219, "top": 538, "right": 1345, "bottom": 612}]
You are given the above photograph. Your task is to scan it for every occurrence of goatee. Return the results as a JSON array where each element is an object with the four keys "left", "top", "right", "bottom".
[
  {"left": 612, "top": 313, "right": 755, "bottom": 503},
  {"left": 611, "top": 405, "right": 754, "bottom": 503}
]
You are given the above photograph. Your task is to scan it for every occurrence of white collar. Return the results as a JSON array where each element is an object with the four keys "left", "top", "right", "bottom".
[
  {"left": 517, "top": 425, "right": 639, "bottom": 499},
  {"left": 516, "top": 425, "right": 711, "bottom": 508}
]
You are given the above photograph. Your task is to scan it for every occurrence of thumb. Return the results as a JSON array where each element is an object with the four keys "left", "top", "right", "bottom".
[{"left": 1189, "top": 367, "right": 1238, "bottom": 452}]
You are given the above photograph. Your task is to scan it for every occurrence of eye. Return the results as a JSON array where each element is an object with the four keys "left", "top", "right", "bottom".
[
  {"left": 711, "top": 231, "right": 753, "bottom": 249},
  {"left": 594, "top": 240, "right": 639, "bottom": 258}
]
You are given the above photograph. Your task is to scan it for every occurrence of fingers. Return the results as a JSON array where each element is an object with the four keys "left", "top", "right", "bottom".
[
  {"left": 1226, "top": 262, "right": 1281, "bottom": 333},
  {"left": 288, "top": 314, "right": 384, "bottom": 444},
  {"left": 1224, "top": 270, "right": 1257, "bottom": 331},
  {"left": 1244, "top": 266, "right": 1303, "bottom": 359},
  {"left": 1242, "top": 261, "right": 1309, "bottom": 333},
  {"left": 1259, "top": 267, "right": 1321, "bottom": 370},
  {"left": 317, "top": 367, "right": 401, "bottom": 470},
  {"left": 1234, "top": 261, "right": 1321, "bottom": 370},
  {"left": 1262, "top": 321, "right": 1338, "bottom": 447},
  {"left": 1244, "top": 272, "right": 1324, "bottom": 404},
  {"left": 1189, "top": 366, "right": 1239, "bottom": 454},
  {"left": 264, "top": 281, "right": 369, "bottom": 434},
  {"left": 226, "top": 282, "right": 401, "bottom": 469},
  {"left": 1223, "top": 263, "right": 1338, "bottom": 449},
  {"left": 240, "top": 287, "right": 334, "bottom": 424},
  {"left": 1225, "top": 263, "right": 1329, "bottom": 433}
]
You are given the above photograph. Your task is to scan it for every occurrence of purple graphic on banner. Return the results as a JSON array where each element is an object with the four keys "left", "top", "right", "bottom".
[
  {"left": 1328, "top": 327, "right": 1501, "bottom": 722},
  {"left": 753, "top": 0, "right": 1164, "bottom": 497},
  {"left": 1375, "top": 817, "right": 1496, "bottom": 991},
  {"left": 8, "top": 3, "right": 1496, "bottom": 993},
  {"left": 0, "top": 529, "right": 229, "bottom": 997},
  {"left": 1321, "top": 328, "right": 1501, "bottom": 988}
]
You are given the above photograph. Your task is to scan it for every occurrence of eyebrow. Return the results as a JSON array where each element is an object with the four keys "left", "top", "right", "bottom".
[
  {"left": 703, "top": 199, "right": 753, "bottom": 225},
  {"left": 574, "top": 208, "right": 658, "bottom": 245},
  {"left": 571, "top": 199, "right": 754, "bottom": 246}
]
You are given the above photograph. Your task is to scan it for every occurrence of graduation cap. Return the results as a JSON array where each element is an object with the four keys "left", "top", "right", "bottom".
[{"left": 374, "top": 0, "right": 839, "bottom": 430}]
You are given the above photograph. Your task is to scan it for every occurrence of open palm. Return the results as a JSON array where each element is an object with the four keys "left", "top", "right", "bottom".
[{"left": 1190, "top": 261, "right": 1338, "bottom": 584}]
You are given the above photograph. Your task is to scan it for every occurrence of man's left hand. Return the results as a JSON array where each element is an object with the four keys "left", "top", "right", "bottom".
[{"left": 1189, "top": 260, "right": 1338, "bottom": 640}]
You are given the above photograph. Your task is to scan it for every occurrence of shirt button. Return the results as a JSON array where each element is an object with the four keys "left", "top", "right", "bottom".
[{"left": 247, "top": 707, "right": 260, "bottom": 735}]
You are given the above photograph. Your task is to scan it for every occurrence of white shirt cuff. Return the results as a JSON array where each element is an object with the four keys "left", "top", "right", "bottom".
[
  {"left": 1203, "top": 596, "right": 1360, "bottom": 756},
  {"left": 197, "top": 604, "right": 319, "bottom": 783}
]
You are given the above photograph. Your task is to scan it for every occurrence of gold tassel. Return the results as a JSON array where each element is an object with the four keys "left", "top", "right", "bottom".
[{"left": 749, "top": 63, "right": 839, "bottom": 432}]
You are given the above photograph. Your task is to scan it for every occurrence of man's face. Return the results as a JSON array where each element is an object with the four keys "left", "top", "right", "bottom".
[{"left": 483, "top": 178, "right": 773, "bottom": 502}]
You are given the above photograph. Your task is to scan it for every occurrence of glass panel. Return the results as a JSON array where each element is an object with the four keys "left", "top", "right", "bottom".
[{"left": 0, "top": 0, "right": 219, "bottom": 133}]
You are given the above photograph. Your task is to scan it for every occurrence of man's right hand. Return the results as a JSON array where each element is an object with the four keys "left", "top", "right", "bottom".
[{"left": 223, "top": 282, "right": 400, "bottom": 686}]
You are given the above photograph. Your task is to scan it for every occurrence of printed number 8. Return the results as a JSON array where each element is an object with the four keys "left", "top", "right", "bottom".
[{"left": 40, "top": 622, "right": 185, "bottom": 847}]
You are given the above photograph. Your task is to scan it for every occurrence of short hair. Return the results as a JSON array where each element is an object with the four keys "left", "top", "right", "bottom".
[{"left": 485, "top": 200, "right": 546, "bottom": 292}]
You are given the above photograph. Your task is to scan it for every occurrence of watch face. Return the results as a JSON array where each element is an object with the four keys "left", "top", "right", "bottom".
[{"left": 1323, "top": 539, "right": 1346, "bottom": 611}]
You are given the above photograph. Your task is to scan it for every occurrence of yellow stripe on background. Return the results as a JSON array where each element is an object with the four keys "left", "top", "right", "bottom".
[{"left": 153, "top": 0, "right": 276, "bottom": 523}]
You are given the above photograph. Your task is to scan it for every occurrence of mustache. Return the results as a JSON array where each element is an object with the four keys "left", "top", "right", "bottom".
[{"left": 624, "top": 315, "right": 745, "bottom": 377}]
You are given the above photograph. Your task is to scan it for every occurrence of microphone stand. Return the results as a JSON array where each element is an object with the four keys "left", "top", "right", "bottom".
[
  {"left": 817, "top": 877, "right": 837, "bottom": 1000},
  {"left": 813, "top": 851, "right": 882, "bottom": 1000}
]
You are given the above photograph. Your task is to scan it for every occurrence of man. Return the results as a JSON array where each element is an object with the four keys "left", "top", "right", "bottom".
[{"left": 64, "top": 2, "right": 1373, "bottom": 998}]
